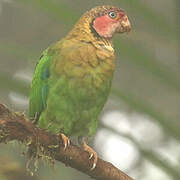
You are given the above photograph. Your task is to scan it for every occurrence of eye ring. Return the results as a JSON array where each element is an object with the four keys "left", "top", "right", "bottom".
[{"left": 108, "top": 11, "right": 117, "bottom": 19}]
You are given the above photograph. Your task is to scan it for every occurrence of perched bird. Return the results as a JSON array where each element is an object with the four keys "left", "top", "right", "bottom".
[{"left": 29, "top": 5, "right": 131, "bottom": 169}]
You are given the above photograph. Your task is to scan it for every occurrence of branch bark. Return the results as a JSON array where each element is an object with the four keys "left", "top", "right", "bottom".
[{"left": 0, "top": 103, "right": 134, "bottom": 180}]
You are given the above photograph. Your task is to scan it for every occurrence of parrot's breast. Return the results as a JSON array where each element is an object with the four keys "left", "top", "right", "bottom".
[{"left": 37, "top": 40, "right": 115, "bottom": 137}]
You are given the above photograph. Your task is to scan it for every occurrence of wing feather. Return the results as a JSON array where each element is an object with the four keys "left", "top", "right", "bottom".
[{"left": 29, "top": 49, "right": 51, "bottom": 120}]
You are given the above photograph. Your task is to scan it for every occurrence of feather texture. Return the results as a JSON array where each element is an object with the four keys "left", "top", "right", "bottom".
[
  {"left": 29, "top": 5, "right": 131, "bottom": 138},
  {"left": 30, "top": 38, "right": 114, "bottom": 136}
]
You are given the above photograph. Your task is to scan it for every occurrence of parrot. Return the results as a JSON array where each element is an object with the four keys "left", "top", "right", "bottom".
[{"left": 29, "top": 5, "right": 131, "bottom": 169}]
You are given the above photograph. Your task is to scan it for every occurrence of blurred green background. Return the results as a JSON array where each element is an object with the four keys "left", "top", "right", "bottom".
[{"left": 0, "top": 0, "right": 179, "bottom": 179}]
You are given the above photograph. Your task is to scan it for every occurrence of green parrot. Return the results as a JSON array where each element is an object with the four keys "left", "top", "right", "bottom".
[{"left": 29, "top": 5, "right": 131, "bottom": 169}]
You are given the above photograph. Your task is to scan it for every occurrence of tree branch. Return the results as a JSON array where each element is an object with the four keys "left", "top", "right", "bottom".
[{"left": 0, "top": 103, "right": 134, "bottom": 180}]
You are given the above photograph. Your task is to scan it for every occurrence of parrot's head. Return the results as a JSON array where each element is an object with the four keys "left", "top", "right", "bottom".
[
  {"left": 90, "top": 6, "right": 131, "bottom": 38},
  {"left": 68, "top": 5, "right": 131, "bottom": 41}
]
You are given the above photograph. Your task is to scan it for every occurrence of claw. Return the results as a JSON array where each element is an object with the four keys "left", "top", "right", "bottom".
[
  {"left": 83, "top": 142, "right": 98, "bottom": 170},
  {"left": 89, "top": 153, "right": 93, "bottom": 160},
  {"left": 60, "top": 133, "right": 70, "bottom": 150},
  {"left": 32, "top": 112, "right": 39, "bottom": 124},
  {"left": 91, "top": 162, "right": 96, "bottom": 171}
]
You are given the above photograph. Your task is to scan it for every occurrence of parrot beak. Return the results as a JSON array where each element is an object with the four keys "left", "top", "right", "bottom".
[{"left": 117, "top": 15, "right": 131, "bottom": 33}]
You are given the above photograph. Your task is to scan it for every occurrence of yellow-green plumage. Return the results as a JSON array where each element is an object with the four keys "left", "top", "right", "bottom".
[
  {"left": 29, "top": 5, "right": 130, "bottom": 138},
  {"left": 30, "top": 37, "right": 114, "bottom": 136}
]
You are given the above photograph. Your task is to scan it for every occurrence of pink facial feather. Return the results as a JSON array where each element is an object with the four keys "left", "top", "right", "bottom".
[{"left": 93, "top": 11, "right": 125, "bottom": 38}]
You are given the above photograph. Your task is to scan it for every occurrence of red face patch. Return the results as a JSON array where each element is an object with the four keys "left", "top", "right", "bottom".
[{"left": 92, "top": 11, "right": 125, "bottom": 38}]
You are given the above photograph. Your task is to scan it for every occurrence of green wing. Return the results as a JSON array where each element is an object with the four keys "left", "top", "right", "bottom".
[{"left": 29, "top": 49, "right": 51, "bottom": 121}]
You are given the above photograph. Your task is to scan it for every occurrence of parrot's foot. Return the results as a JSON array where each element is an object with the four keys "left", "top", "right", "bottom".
[
  {"left": 32, "top": 112, "right": 39, "bottom": 124},
  {"left": 83, "top": 142, "right": 98, "bottom": 170},
  {"left": 58, "top": 133, "right": 70, "bottom": 150}
]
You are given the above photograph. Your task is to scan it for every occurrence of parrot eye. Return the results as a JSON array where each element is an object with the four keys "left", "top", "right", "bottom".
[{"left": 108, "top": 11, "right": 117, "bottom": 19}]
